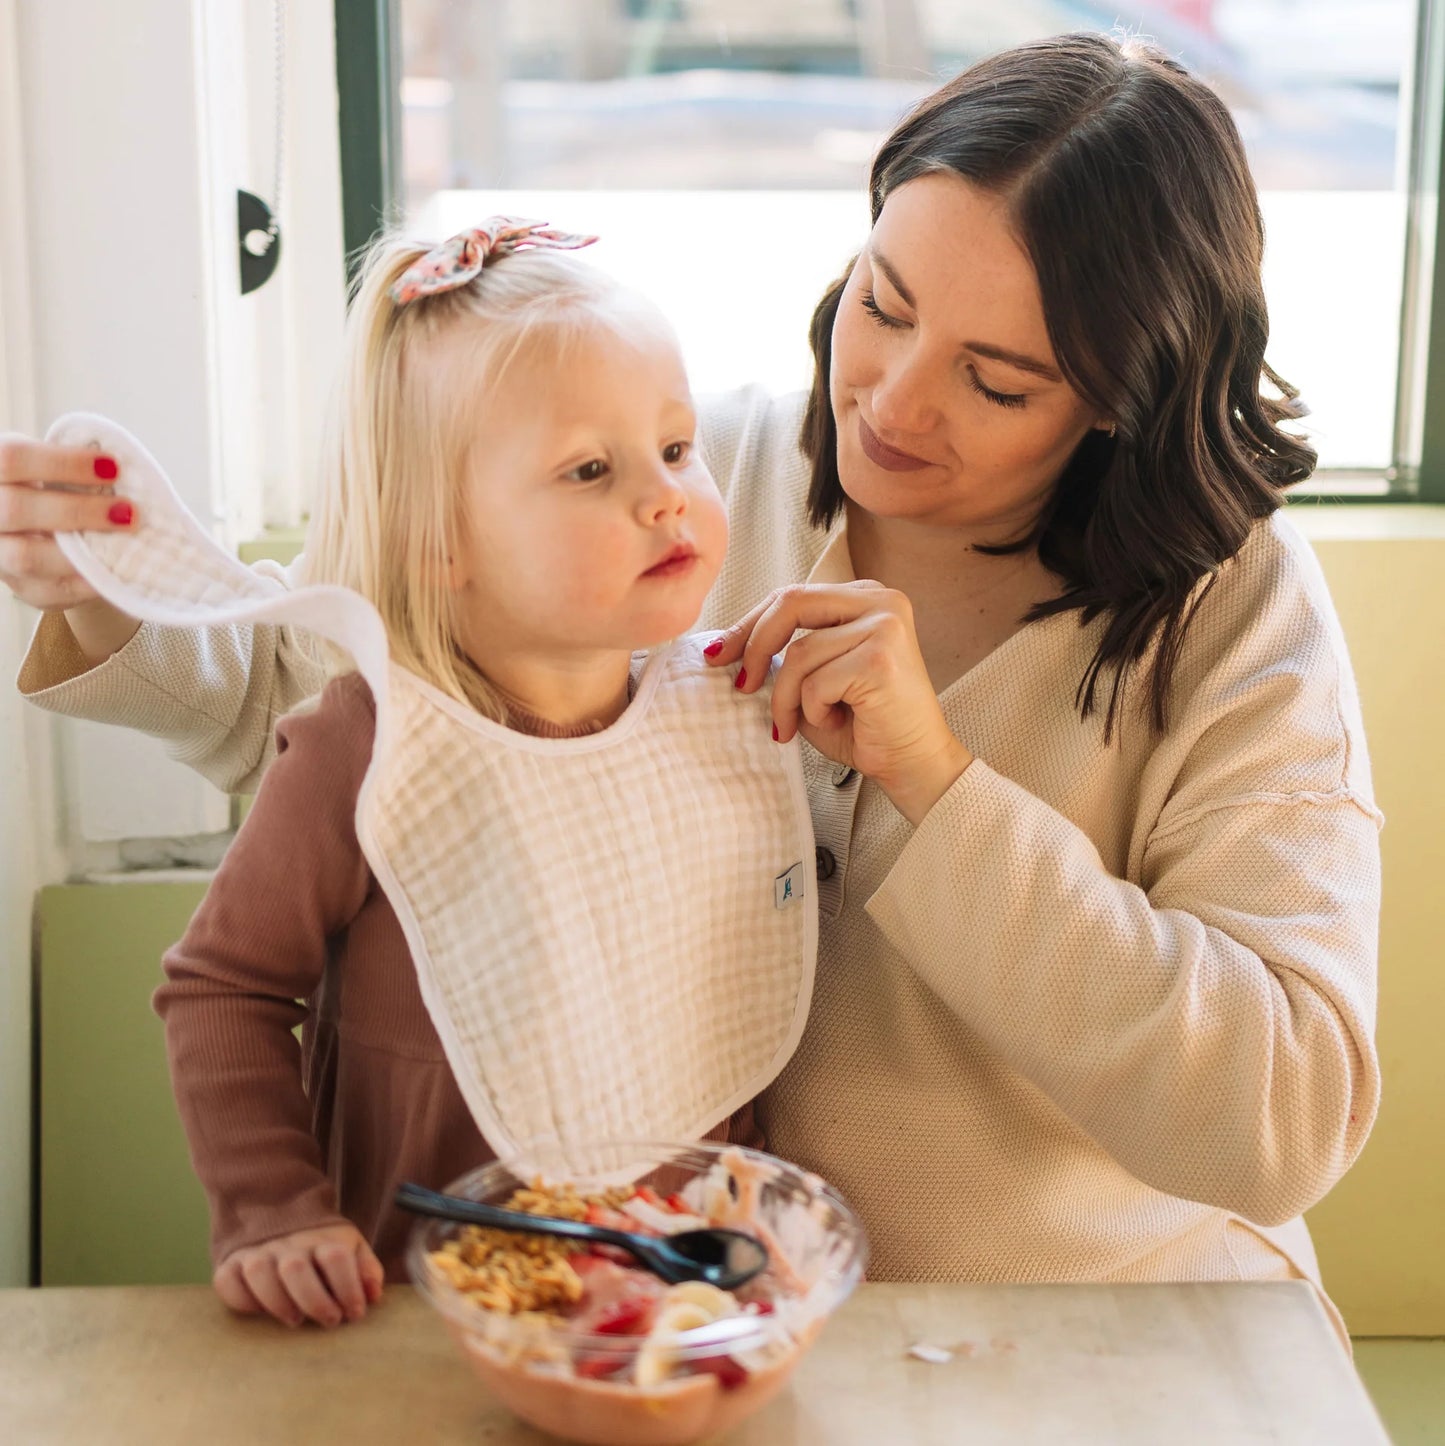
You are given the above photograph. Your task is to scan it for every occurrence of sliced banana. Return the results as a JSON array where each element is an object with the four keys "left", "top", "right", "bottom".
[
  {"left": 661, "top": 1282, "right": 738, "bottom": 1317},
  {"left": 632, "top": 1283, "right": 742, "bottom": 1388}
]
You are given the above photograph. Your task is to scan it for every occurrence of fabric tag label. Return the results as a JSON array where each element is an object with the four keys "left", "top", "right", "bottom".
[{"left": 774, "top": 861, "right": 805, "bottom": 908}]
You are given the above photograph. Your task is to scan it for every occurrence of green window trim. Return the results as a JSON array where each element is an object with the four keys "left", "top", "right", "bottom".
[
  {"left": 1397, "top": 0, "right": 1445, "bottom": 504},
  {"left": 334, "top": 0, "right": 400, "bottom": 278}
]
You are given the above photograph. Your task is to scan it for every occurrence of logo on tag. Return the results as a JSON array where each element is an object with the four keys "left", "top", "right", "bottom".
[{"left": 774, "top": 862, "right": 805, "bottom": 908}]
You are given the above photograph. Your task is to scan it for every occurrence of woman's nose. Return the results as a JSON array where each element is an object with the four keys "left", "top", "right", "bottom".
[{"left": 870, "top": 347, "right": 940, "bottom": 438}]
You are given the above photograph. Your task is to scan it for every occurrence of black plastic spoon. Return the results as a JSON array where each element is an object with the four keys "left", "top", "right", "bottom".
[{"left": 395, "top": 1180, "right": 769, "bottom": 1290}]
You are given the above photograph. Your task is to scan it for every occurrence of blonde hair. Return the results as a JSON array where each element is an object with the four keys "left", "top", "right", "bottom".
[{"left": 303, "top": 234, "right": 629, "bottom": 721}]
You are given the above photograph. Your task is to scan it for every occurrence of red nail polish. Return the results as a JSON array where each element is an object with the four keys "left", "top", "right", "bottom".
[
  {"left": 734, "top": 668, "right": 747, "bottom": 690},
  {"left": 703, "top": 638, "right": 724, "bottom": 658},
  {"left": 771, "top": 724, "right": 779, "bottom": 741},
  {"left": 93, "top": 456, "right": 118, "bottom": 480},
  {"left": 108, "top": 500, "right": 134, "bottom": 526}
]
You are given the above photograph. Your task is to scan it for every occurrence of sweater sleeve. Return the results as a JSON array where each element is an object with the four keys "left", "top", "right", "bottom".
[
  {"left": 16, "top": 557, "right": 323, "bottom": 795},
  {"left": 864, "top": 750, "right": 1382, "bottom": 1229},
  {"left": 153, "top": 673, "right": 377, "bottom": 1263}
]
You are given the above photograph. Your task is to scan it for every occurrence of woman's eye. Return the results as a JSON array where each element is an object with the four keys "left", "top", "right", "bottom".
[
  {"left": 967, "top": 369, "right": 1027, "bottom": 411},
  {"left": 568, "top": 459, "right": 609, "bottom": 483},
  {"left": 662, "top": 440, "right": 691, "bottom": 464},
  {"left": 860, "top": 289, "right": 906, "bottom": 329}
]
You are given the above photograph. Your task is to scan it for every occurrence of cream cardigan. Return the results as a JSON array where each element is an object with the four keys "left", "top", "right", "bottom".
[{"left": 19, "top": 386, "right": 1382, "bottom": 1332}]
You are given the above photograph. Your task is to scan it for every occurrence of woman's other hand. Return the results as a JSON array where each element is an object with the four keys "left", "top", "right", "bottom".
[
  {"left": 707, "top": 581, "right": 973, "bottom": 825},
  {"left": 0, "top": 435, "right": 141, "bottom": 663},
  {"left": 213, "top": 1222, "right": 385, "bottom": 1329}
]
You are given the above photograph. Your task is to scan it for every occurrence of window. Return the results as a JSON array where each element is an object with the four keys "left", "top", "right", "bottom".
[{"left": 338, "top": 0, "right": 1445, "bottom": 501}]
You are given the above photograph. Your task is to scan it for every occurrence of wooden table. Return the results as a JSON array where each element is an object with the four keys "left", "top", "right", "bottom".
[{"left": 0, "top": 1281, "right": 1388, "bottom": 1444}]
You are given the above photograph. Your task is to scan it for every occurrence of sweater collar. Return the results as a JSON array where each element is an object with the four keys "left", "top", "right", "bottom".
[{"left": 806, "top": 523, "right": 855, "bottom": 586}]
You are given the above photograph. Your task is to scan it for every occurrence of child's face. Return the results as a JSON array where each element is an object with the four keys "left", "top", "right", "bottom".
[{"left": 451, "top": 309, "right": 728, "bottom": 659}]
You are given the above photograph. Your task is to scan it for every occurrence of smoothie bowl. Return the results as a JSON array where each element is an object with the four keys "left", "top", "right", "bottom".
[{"left": 406, "top": 1140, "right": 868, "bottom": 1446}]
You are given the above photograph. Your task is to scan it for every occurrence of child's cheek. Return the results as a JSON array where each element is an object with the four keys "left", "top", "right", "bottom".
[{"left": 565, "top": 530, "right": 634, "bottom": 612}]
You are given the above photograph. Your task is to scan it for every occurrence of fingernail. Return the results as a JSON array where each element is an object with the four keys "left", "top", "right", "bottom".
[
  {"left": 771, "top": 724, "right": 779, "bottom": 741},
  {"left": 108, "top": 501, "right": 134, "bottom": 527},
  {"left": 93, "top": 456, "right": 118, "bottom": 480},
  {"left": 734, "top": 668, "right": 747, "bottom": 690},
  {"left": 703, "top": 638, "right": 724, "bottom": 658}
]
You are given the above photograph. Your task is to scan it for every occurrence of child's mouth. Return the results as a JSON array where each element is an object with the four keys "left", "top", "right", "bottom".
[{"left": 642, "top": 545, "right": 699, "bottom": 579}]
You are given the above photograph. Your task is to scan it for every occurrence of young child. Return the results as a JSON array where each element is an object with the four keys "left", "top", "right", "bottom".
[{"left": 53, "top": 220, "right": 816, "bottom": 1330}]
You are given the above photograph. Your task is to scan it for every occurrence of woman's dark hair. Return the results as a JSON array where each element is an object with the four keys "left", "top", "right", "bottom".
[{"left": 801, "top": 32, "right": 1314, "bottom": 738}]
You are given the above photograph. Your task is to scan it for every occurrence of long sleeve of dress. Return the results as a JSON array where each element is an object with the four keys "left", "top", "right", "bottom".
[{"left": 154, "top": 674, "right": 376, "bottom": 1262}]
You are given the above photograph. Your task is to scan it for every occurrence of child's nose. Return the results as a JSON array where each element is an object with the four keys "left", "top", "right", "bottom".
[{"left": 636, "top": 464, "right": 687, "bottom": 524}]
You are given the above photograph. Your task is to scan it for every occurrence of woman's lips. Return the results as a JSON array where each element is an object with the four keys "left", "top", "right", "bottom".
[
  {"left": 857, "top": 415, "right": 932, "bottom": 472},
  {"left": 642, "top": 545, "right": 698, "bottom": 579}
]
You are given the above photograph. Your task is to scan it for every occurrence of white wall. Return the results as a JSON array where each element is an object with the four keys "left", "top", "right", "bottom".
[{"left": 0, "top": 0, "right": 345, "bottom": 1284}]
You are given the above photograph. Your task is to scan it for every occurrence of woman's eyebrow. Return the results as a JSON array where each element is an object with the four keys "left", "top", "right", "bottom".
[
  {"left": 868, "top": 244, "right": 1064, "bottom": 385},
  {"left": 967, "top": 341, "right": 1063, "bottom": 384}
]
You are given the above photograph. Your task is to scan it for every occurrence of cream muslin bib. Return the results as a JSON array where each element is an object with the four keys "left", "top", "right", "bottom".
[{"left": 48, "top": 413, "right": 818, "bottom": 1162}]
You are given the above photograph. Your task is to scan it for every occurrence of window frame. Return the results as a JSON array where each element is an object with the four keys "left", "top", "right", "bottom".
[
  {"left": 335, "top": 0, "right": 1445, "bottom": 506},
  {"left": 334, "top": 0, "right": 400, "bottom": 279}
]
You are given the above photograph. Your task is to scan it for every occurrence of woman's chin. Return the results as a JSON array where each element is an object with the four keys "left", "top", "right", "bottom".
[{"left": 837, "top": 463, "right": 948, "bottom": 523}]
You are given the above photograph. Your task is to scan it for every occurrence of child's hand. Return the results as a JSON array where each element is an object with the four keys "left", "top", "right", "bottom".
[{"left": 213, "top": 1223, "right": 385, "bottom": 1328}]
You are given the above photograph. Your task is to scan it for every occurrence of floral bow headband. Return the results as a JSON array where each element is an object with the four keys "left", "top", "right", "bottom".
[{"left": 388, "top": 216, "right": 598, "bottom": 305}]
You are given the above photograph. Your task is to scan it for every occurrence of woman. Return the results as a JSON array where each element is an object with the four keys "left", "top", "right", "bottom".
[{"left": 2, "top": 34, "right": 1380, "bottom": 1330}]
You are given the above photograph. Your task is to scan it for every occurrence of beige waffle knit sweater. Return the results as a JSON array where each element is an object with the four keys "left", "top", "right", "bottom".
[{"left": 19, "top": 386, "right": 1381, "bottom": 1331}]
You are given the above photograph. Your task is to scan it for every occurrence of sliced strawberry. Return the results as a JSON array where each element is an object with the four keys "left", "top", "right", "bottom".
[
  {"left": 592, "top": 1296, "right": 656, "bottom": 1336},
  {"left": 632, "top": 1185, "right": 664, "bottom": 1208},
  {"left": 664, "top": 1192, "right": 692, "bottom": 1214},
  {"left": 570, "top": 1251, "right": 610, "bottom": 1276},
  {"left": 575, "top": 1353, "right": 626, "bottom": 1380},
  {"left": 690, "top": 1354, "right": 749, "bottom": 1390}
]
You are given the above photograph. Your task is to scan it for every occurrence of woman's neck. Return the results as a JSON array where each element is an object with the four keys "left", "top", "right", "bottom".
[{"left": 845, "top": 503, "right": 1061, "bottom": 692}]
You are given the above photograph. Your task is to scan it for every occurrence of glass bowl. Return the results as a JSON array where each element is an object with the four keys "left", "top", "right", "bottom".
[{"left": 407, "top": 1139, "right": 868, "bottom": 1446}]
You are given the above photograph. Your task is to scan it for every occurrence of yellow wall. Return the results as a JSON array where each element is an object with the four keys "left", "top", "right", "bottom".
[{"left": 1299, "top": 508, "right": 1445, "bottom": 1336}]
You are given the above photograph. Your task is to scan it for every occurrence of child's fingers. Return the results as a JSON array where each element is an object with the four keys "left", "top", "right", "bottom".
[
  {"left": 276, "top": 1250, "right": 345, "bottom": 1327},
  {"left": 313, "top": 1239, "right": 368, "bottom": 1322},
  {"left": 239, "top": 1253, "right": 304, "bottom": 1328},
  {"left": 357, "top": 1241, "right": 386, "bottom": 1304},
  {"left": 212, "top": 1259, "right": 264, "bottom": 1317}
]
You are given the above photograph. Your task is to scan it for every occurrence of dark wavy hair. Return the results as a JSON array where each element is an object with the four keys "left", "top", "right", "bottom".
[{"left": 801, "top": 32, "right": 1315, "bottom": 738}]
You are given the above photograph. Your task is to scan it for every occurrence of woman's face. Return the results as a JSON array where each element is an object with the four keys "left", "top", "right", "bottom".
[{"left": 830, "top": 172, "right": 1108, "bottom": 538}]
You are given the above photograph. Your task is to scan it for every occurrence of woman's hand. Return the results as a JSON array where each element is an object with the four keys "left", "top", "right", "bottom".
[
  {"left": 0, "top": 435, "right": 141, "bottom": 663},
  {"left": 706, "top": 581, "right": 973, "bottom": 826},
  {"left": 213, "top": 1222, "right": 385, "bottom": 1329}
]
